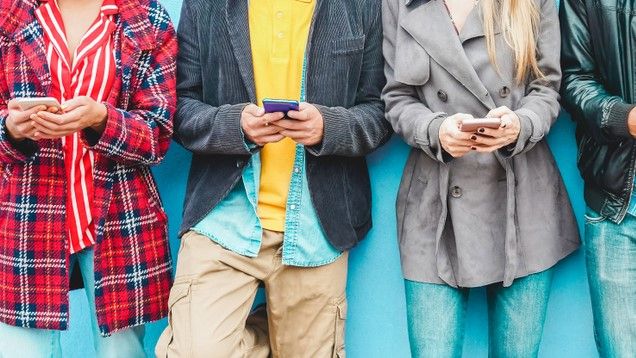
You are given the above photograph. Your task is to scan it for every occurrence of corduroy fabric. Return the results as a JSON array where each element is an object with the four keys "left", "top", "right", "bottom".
[{"left": 174, "top": 0, "right": 391, "bottom": 251}]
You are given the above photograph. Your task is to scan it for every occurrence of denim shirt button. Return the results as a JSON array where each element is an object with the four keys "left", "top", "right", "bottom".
[
  {"left": 294, "top": 167, "right": 300, "bottom": 173},
  {"left": 290, "top": 204, "right": 297, "bottom": 210}
]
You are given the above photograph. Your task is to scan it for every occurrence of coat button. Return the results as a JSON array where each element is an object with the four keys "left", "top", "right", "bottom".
[
  {"left": 236, "top": 160, "right": 244, "bottom": 168},
  {"left": 450, "top": 186, "right": 462, "bottom": 198},
  {"left": 499, "top": 86, "right": 510, "bottom": 98},
  {"left": 437, "top": 90, "right": 448, "bottom": 102}
]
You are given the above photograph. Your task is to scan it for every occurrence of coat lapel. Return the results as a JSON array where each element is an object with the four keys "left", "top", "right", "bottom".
[
  {"left": 108, "top": 0, "right": 155, "bottom": 107},
  {"left": 13, "top": 20, "right": 51, "bottom": 95},
  {"left": 226, "top": 0, "right": 256, "bottom": 103},
  {"left": 400, "top": 0, "right": 496, "bottom": 109},
  {"left": 459, "top": 5, "right": 501, "bottom": 44}
]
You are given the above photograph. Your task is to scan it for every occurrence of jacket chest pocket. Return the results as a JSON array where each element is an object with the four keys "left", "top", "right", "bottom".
[
  {"left": 393, "top": 39, "right": 430, "bottom": 87},
  {"left": 329, "top": 36, "right": 365, "bottom": 100}
]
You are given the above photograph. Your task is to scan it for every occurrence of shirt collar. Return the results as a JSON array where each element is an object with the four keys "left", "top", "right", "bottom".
[{"left": 39, "top": 0, "right": 119, "bottom": 15}]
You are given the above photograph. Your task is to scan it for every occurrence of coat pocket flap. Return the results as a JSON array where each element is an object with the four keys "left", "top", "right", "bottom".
[
  {"left": 332, "top": 35, "right": 366, "bottom": 55},
  {"left": 394, "top": 42, "right": 430, "bottom": 86}
]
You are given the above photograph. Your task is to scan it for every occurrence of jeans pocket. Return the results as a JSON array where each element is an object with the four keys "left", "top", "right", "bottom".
[
  {"left": 332, "top": 295, "right": 347, "bottom": 358},
  {"left": 584, "top": 206, "right": 607, "bottom": 224}
]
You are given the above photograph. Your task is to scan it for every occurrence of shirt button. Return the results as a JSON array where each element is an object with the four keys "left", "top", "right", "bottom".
[
  {"left": 277, "top": 32, "right": 285, "bottom": 39},
  {"left": 276, "top": 11, "right": 284, "bottom": 19},
  {"left": 290, "top": 204, "right": 297, "bottom": 210},
  {"left": 294, "top": 167, "right": 300, "bottom": 173},
  {"left": 450, "top": 186, "right": 462, "bottom": 198}
]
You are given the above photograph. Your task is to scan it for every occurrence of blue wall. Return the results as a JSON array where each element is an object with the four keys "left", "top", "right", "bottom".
[{"left": 60, "top": 2, "right": 599, "bottom": 357}]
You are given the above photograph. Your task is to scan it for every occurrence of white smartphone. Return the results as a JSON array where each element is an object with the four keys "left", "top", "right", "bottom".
[{"left": 15, "top": 97, "right": 61, "bottom": 111}]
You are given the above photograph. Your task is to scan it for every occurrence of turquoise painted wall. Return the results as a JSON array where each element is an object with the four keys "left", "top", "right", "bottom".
[{"left": 60, "top": 2, "right": 599, "bottom": 357}]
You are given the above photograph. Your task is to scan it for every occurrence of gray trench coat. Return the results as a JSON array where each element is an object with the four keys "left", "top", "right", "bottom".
[{"left": 382, "top": 0, "right": 580, "bottom": 287}]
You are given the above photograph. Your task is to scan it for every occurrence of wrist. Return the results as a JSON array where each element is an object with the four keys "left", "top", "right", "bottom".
[
  {"left": 90, "top": 103, "right": 108, "bottom": 133},
  {"left": 5, "top": 119, "right": 24, "bottom": 142}
]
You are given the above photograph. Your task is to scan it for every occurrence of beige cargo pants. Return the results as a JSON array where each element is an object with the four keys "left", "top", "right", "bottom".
[{"left": 155, "top": 230, "right": 348, "bottom": 358}]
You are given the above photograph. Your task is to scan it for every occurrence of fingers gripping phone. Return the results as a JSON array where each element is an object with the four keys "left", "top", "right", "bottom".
[
  {"left": 262, "top": 98, "right": 299, "bottom": 116},
  {"left": 459, "top": 117, "right": 501, "bottom": 132},
  {"left": 15, "top": 97, "right": 62, "bottom": 111}
]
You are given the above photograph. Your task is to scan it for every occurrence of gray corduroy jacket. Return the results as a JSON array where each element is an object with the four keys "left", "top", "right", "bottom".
[{"left": 174, "top": 0, "right": 391, "bottom": 250}]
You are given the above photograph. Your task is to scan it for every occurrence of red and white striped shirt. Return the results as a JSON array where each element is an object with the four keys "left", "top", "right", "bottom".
[{"left": 35, "top": 0, "right": 117, "bottom": 254}]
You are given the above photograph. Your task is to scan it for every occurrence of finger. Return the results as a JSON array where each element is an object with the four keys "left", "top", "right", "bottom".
[
  {"left": 259, "top": 134, "right": 285, "bottom": 144},
  {"left": 475, "top": 127, "right": 504, "bottom": 137},
  {"left": 448, "top": 128, "right": 474, "bottom": 141},
  {"left": 47, "top": 106, "right": 61, "bottom": 113},
  {"left": 31, "top": 121, "right": 72, "bottom": 136},
  {"left": 33, "top": 131, "right": 65, "bottom": 140},
  {"left": 263, "top": 112, "right": 285, "bottom": 123},
  {"left": 279, "top": 129, "right": 309, "bottom": 140},
  {"left": 37, "top": 110, "right": 81, "bottom": 125},
  {"left": 244, "top": 104, "right": 264, "bottom": 117},
  {"left": 15, "top": 121, "right": 36, "bottom": 136},
  {"left": 250, "top": 125, "right": 284, "bottom": 137},
  {"left": 10, "top": 106, "right": 48, "bottom": 123},
  {"left": 273, "top": 119, "right": 306, "bottom": 130},
  {"left": 472, "top": 134, "right": 509, "bottom": 146},
  {"left": 499, "top": 113, "right": 515, "bottom": 128},
  {"left": 487, "top": 106, "right": 512, "bottom": 118},
  {"left": 31, "top": 115, "right": 79, "bottom": 131},
  {"left": 60, "top": 97, "right": 89, "bottom": 113},
  {"left": 472, "top": 145, "right": 499, "bottom": 153},
  {"left": 287, "top": 109, "right": 310, "bottom": 121}
]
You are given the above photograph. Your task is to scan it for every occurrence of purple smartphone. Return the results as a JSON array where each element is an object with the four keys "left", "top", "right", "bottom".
[{"left": 263, "top": 98, "right": 300, "bottom": 115}]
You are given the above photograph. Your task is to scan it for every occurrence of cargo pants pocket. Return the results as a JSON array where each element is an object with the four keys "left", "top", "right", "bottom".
[
  {"left": 332, "top": 295, "right": 347, "bottom": 358},
  {"left": 156, "top": 280, "right": 192, "bottom": 358}
]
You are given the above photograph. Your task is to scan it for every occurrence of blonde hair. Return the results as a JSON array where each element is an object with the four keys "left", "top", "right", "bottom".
[{"left": 481, "top": 0, "right": 543, "bottom": 83}]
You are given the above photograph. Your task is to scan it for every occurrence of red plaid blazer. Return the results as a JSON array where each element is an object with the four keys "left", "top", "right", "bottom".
[{"left": 0, "top": 0, "right": 176, "bottom": 335}]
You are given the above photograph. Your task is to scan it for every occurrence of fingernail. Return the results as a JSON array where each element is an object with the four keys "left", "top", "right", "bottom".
[
  {"left": 470, "top": 135, "right": 477, "bottom": 141},
  {"left": 478, "top": 128, "right": 485, "bottom": 133}
]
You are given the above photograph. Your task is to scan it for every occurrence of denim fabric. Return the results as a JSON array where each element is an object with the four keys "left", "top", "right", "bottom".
[
  {"left": 628, "top": 180, "right": 636, "bottom": 217},
  {"left": 404, "top": 269, "right": 553, "bottom": 358},
  {"left": 192, "top": 59, "right": 341, "bottom": 267},
  {"left": 193, "top": 144, "right": 342, "bottom": 267},
  {"left": 584, "top": 206, "right": 636, "bottom": 358},
  {"left": 174, "top": 0, "right": 390, "bottom": 251},
  {"left": 0, "top": 249, "right": 145, "bottom": 358}
]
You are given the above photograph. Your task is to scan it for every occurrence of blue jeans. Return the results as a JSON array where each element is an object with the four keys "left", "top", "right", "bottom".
[
  {"left": 405, "top": 269, "right": 553, "bottom": 358},
  {"left": 584, "top": 207, "right": 636, "bottom": 358},
  {"left": 0, "top": 248, "right": 145, "bottom": 358}
]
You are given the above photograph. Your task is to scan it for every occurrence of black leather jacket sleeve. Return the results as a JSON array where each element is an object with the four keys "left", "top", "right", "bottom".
[{"left": 560, "top": 0, "right": 635, "bottom": 143}]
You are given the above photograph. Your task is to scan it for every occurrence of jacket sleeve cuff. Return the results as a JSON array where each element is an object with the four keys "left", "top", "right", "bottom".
[
  {"left": 499, "top": 109, "right": 535, "bottom": 158},
  {"left": 0, "top": 118, "right": 38, "bottom": 162},
  {"left": 607, "top": 101, "right": 634, "bottom": 139},
  {"left": 424, "top": 114, "right": 452, "bottom": 163},
  {"left": 80, "top": 103, "right": 122, "bottom": 148}
]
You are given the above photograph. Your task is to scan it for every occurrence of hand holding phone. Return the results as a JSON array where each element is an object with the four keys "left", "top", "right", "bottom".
[
  {"left": 5, "top": 98, "right": 60, "bottom": 141},
  {"left": 458, "top": 117, "right": 501, "bottom": 132}
]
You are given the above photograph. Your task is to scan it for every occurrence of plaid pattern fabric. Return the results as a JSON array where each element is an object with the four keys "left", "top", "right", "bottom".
[{"left": 0, "top": 0, "right": 176, "bottom": 335}]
